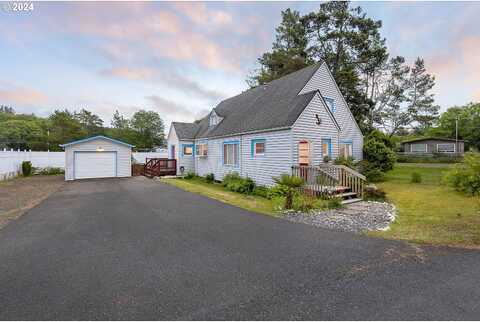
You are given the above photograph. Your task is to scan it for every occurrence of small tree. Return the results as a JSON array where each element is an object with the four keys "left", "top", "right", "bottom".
[
  {"left": 443, "top": 152, "right": 480, "bottom": 196},
  {"left": 273, "top": 174, "right": 304, "bottom": 209}
]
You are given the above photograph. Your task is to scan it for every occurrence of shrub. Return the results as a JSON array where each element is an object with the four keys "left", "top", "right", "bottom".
[
  {"left": 22, "top": 161, "right": 32, "bottom": 177},
  {"left": 363, "top": 184, "right": 387, "bottom": 201},
  {"left": 266, "top": 184, "right": 291, "bottom": 199},
  {"left": 205, "top": 173, "right": 215, "bottom": 183},
  {"left": 252, "top": 185, "right": 270, "bottom": 198},
  {"left": 363, "top": 168, "right": 385, "bottom": 183},
  {"left": 411, "top": 172, "right": 422, "bottom": 183},
  {"left": 363, "top": 138, "right": 396, "bottom": 172},
  {"left": 323, "top": 155, "right": 332, "bottom": 163},
  {"left": 222, "top": 172, "right": 256, "bottom": 194},
  {"left": 292, "top": 194, "right": 317, "bottom": 212},
  {"left": 39, "top": 167, "right": 64, "bottom": 175},
  {"left": 443, "top": 152, "right": 480, "bottom": 196},
  {"left": 334, "top": 156, "right": 355, "bottom": 168},
  {"left": 273, "top": 174, "right": 304, "bottom": 209},
  {"left": 184, "top": 171, "right": 196, "bottom": 179}
]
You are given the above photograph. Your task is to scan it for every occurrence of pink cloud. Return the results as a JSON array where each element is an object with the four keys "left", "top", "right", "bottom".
[
  {"left": 171, "top": 2, "right": 232, "bottom": 27},
  {"left": 100, "top": 67, "right": 154, "bottom": 81},
  {"left": 0, "top": 83, "right": 49, "bottom": 106}
]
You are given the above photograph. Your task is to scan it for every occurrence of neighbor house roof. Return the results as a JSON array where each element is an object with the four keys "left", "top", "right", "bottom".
[
  {"left": 401, "top": 137, "right": 465, "bottom": 144},
  {"left": 59, "top": 135, "right": 135, "bottom": 148},
  {"left": 172, "top": 63, "right": 324, "bottom": 140}
]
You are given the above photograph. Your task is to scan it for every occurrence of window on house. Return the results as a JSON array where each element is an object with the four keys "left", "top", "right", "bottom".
[
  {"left": 209, "top": 114, "right": 217, "bottom": 127},
  {"left": 324, "top": 97, "right": 336, "bottom": 113},
  {"left": 321, "top": 139, "right": 331, "bottom": 157},
  {"left": 183, "top": 145, "right": 193, "bottom": 156},
  {"left": 437, "top": 143, "right": 455, "bottom": 153},
  {"left": 340, "top": 142, "right": 353, "bottom": 158},
  {"left": 411, "top": 143, "right": 427, "bottom": 153},
  {"left": 196, "top": 143, "right": 208, "bottom": 157},
  {"left": 223, "top": 142, "right": 239, "bottom": 166},
  {"left": 251, "top": 139, "right": 266, "bottom": 157}
]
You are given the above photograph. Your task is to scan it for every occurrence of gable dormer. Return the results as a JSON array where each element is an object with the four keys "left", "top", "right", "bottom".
[{"left": 209, "top": 109, "right": 222, "bottom": 128}]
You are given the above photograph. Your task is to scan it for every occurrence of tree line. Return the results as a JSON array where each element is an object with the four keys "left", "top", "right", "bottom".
[{"left": 0, "top": 105, "right": 165, "bottom": 151}]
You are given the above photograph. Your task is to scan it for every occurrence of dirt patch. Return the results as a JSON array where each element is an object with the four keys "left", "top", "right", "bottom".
[{"left": 0, "top": 175, "right": 65, "bottom": 229}]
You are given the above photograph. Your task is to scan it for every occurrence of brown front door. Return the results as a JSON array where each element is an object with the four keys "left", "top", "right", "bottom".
[{"left": 298, "top": 140, "right": 310, "bottom": 166}]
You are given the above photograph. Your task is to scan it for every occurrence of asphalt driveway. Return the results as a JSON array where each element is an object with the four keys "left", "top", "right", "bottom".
[{"left": 0, "top": 177, "right": 479, "bottom": 320}]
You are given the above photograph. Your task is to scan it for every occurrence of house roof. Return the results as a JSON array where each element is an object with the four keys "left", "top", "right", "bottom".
[
  {"left": 59, "top": 135, "right": 134, "bottom": 148},
  {"left": 401, "top": 137, "right": 465, "bottom": 144},
  {"left": 172, "top": 122, "right": 199, "bottom": 140},
  {"left": 173, "top": 63, "right": 324, "bottom": 140}
]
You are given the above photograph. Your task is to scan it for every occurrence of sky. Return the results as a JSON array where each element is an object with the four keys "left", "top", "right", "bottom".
[{"left": 1, "top": 1, "right": 479, "bottom": 132}]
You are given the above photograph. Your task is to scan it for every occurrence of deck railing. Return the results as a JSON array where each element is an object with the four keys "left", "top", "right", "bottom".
[
  {"left": 292, "top": 164, "right": 366, "bottom": 198},
  {"left": 144, "top": 158, "right": 176, "bottom": 177}
]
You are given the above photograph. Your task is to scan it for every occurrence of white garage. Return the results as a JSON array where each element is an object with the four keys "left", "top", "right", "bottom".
[{"left": 60, "top": 136, "right": 133, "bottom": 181}]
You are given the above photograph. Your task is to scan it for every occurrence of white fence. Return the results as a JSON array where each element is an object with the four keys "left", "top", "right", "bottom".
[{"left": 0, "top": 150, "right": 168, "bottom": 180}]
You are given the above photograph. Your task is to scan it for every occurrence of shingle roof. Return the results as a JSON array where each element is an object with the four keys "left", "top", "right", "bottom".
[
  {"left": 59, "top": 135, "right": 134, "bottom": 148},
  {"left": 401, "top": 137, "right": 465, "bottom": 144},
  {"left": 172, "top": 122, "right": 199, "bottom": 140},
  {"left": 174, "top": 63, "right": 324, "bottom": 139}
]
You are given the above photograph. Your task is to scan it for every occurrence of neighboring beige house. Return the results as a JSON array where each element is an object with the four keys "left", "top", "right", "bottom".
[{"left": 400, "top": 137, "right": 465, "bottom": 156}]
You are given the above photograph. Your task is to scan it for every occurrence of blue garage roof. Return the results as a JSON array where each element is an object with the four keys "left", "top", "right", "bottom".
[{"left": 59, "top": 135, "right": 134, "bottom": 148}]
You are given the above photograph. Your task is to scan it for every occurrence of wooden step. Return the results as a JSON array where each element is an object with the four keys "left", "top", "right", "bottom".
[
  {"left": 336, "top": 192, "right": 357, "bottom": 199},
  {"left": 341, "top": 198, "right": 362, "bottom": 205}
]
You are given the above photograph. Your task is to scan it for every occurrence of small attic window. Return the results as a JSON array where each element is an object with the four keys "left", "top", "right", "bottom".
[{"left": 209, "top": 112, "right": 218, "bottom": 127}]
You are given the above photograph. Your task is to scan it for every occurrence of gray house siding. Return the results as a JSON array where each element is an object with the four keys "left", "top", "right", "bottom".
[
  {"left": 167, "top": 126, "right": 195, "bottom": 173},
  {"left": 299, "top": 63, "right": 363, "bottom": 160},
  {"left": 241, "top": 130, "right": 292, "bottom": 186},
  {"left": 292, "top": 94, "right": 340, "bottom": 165},
  {"left": 196, "top": 135, "right": 241, "bottom": 181},
  {"left": 64, "top": 138, "right": 131, "bottom": 181},
  {"left": 402, "top": 139, "right": 465, "bottom": 155}
]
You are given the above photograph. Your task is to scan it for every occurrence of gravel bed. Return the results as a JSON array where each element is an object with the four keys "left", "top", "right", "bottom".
[{"left": 283, "top": 201, "right": 396, "bottom": 233}]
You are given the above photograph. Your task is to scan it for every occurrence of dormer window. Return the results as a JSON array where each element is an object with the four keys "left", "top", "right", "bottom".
[{"left": 209, "top": 110, "right": 222, "bottom": 128}]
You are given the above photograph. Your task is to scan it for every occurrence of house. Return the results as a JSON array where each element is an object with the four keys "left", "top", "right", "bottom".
[
  {"left": 167, "top": 62, "right": 363, "bottom": 186},
  {"left": 400, "top": 137, "right": 465, "bottom": 156},
  {"left": 60, "top": 135, "right": 133, "bottom": 180}
]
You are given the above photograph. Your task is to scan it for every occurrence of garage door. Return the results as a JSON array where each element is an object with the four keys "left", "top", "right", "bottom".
[{"left": 74, "top": 152, "right": 116, "bottom": 179}]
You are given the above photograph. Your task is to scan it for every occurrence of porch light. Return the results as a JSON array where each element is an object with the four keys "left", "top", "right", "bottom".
[{"left": 96, "top": 147, "right": 104, "bottom": 151}]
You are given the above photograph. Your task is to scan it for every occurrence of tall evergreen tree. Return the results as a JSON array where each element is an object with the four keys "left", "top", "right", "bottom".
[
  {"left": 407, "top": 58, "right": 439, "bottom": 133},
  {"left": 111, "top": 110, "right": 130, "bottom": 129},
  {"left": 74, "top": 108, "right": 104, "bottom": 136}
]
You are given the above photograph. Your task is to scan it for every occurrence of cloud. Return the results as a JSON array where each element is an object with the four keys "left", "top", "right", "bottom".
[
  {"left": 100, "top": 67, "right": 228, "bottom": 101},
  {"left": 171, "top": 2, "right": 232, "bottom": 27},
  {"left": 146, "top": 95, "right": 208, "bottom": 122},
  {"left": 0, "top": 82, "right": 49, "bottom": 106}
]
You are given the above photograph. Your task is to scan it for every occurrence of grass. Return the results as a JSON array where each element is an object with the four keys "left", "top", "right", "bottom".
[
  {"left": 370, "top": 163, "right": 480, "bottom": 248},
  {"left": 161, "top": 177, "right": 280, "bottom": 216}
]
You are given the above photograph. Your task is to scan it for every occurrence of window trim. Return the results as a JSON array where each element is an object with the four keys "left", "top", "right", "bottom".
[
  {"left": 222, "top": 140, "right": 239, "bottom": 167},
  {"left": 323, "top": 96, "right": 336, "bottom": 113},
  {"left": 251, "top": 138, "right": 266, "bottom": 158},
  {"left": 340, "top": 140, "right": 353, "bottom": 158},
  {"left": 196, "top": 142, "right": 208, "bottom": 157},
  {"left": 437, "top": 143, "right": 456, "bottom": 153},
  {"left": 410, "top": 143, "right": 427, "bottom": 153},
  {"left": 181, "top": 144, "right": 194, "bottom": 157},
  {"left": 321, "top": 138, "right": 332, "bottom": 157}
]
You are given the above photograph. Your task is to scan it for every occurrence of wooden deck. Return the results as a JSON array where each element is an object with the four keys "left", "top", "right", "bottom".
[{"left": 144, "top": 158, "right": 176, "bottom": 177}]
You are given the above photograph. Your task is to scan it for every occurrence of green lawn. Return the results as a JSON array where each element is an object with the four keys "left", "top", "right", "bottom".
[
  {"left": 161, "top": 178, "right": 280, "bottom": 216},
  {"left": 370, "top": 163, "right": 480, "bottom": 248}
]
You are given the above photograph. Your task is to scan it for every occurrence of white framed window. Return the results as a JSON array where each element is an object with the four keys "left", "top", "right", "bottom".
[
  {"left": 340, "top": 142, "right": 353, "bottom": 158},
  {"left": 182, "top": 145, "right": 193, "bottom": 156},
  {"left": 437, "top": 143, "right": 455, "bottom": 153},
  {"left": 196, "top": 143, "right": 208, "bottom": 157},
  {"left": 251, "top": 139, "right": 265, "bottom": 157},
  {"left": 223, "top": 142, "right": 239, "bottom": 166},
  {"left": 411, "top": 143, "right": 427, "bottom": 153}
]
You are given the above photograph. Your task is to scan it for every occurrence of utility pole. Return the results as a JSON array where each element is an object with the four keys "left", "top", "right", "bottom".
[{"left": 455, "top": 116, "right": 459, "bottom": 155}]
